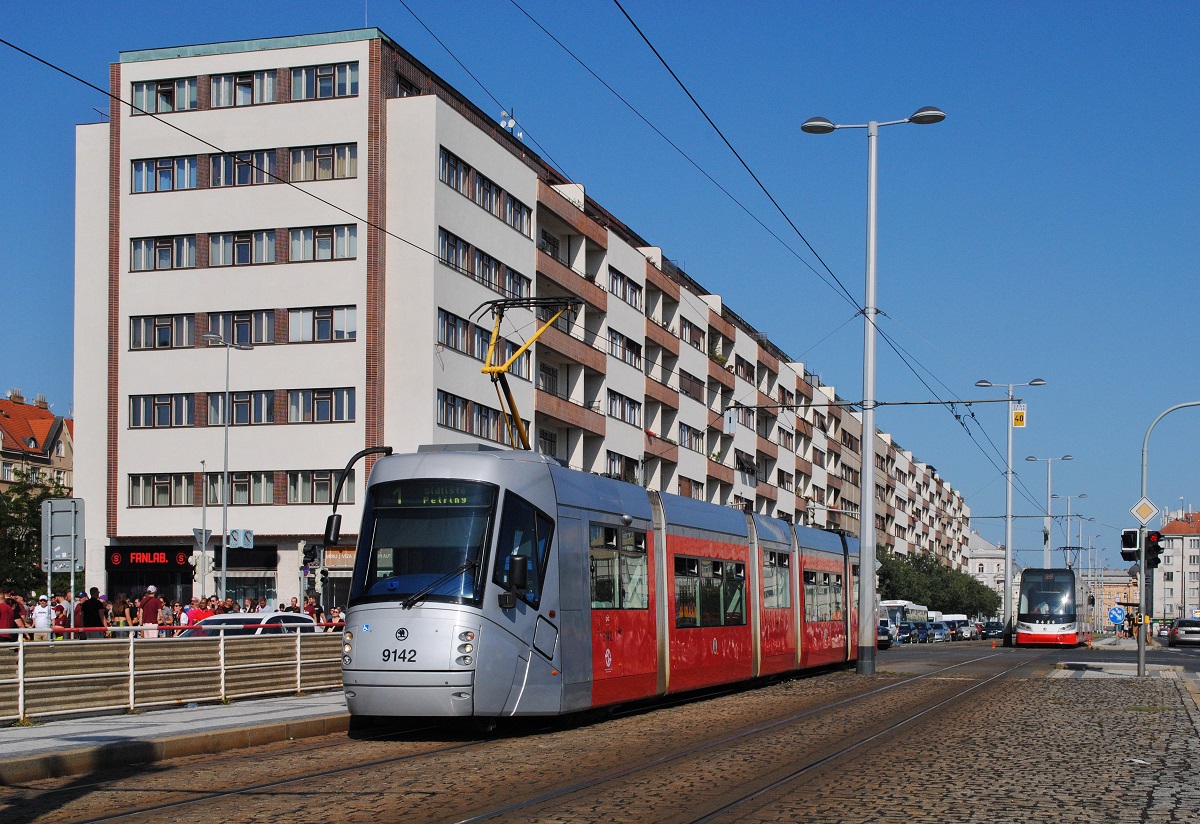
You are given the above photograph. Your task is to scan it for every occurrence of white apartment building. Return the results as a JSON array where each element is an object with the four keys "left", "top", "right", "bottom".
[{"left": 74, "top": 29, "right": 969, "bottom": 608}]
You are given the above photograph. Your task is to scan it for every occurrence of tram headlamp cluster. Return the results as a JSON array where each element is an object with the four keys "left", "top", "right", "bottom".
[
  {"left": 342, "top": 631, "right": 353, "bottom": 665},
  {"left": 456, "top": 655, "right": 474, "bottom": 666}
]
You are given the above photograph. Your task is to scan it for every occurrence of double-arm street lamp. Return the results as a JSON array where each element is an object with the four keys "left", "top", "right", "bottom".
[
  {"left": 1025, "top": 454, "right": 1072, "bottom": 567},
  {"left": 201, "top": 331, "right": 253, "bottom": 600},
  {"left": 975, "top": 378, "right": 1046, "bottom": 635},
  {"left": 802, "top": 106, "right": 945, "bottom": 675}
]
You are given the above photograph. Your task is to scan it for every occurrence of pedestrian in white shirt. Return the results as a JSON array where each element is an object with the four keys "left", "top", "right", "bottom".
[{"left": 32, "top": 595, "right": 53, "bottom": 641}]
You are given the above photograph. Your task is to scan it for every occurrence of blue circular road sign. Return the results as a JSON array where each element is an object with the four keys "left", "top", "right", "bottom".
[{"left": 1109, "top": 606, "right": 1126, "bottom": 625}]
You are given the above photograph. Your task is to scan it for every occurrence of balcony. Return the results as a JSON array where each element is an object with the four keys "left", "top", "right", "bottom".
[
  {"left": 795, "top": 455, "right": 814, "bottom": 477},
  {"left": 706, "top": 457, "right": 734, "bottom": 486},
  {"left": 645, "top": 260, "right": 680, "bottom": 301},
  {"left": 644, "top": 433, "right": 679, "bottom": 464},
  {"left": 536, "top": 247, "right": 607, "bottom": 311},
  {"left": 537, "top": 325, "right": 606, "bottom": 374},
  {"left": 535, "top": 389, "right": 606, "bottom": 437},
  {"left": 537, "top": 180, "right": 607, "bottom": 248},
  {"left": 645, "top": 317, "right": 680, "bottom": 356},
  {"left": 708, "top": 309, "right": 735, "bottom": 342},
  {"left": 755, "top": 481, "right": 778, "bottom": 503},
  {"left": 756, "top": 436, "right": 778, "bottom": 462},
  {"left": 707, "top": 358, "right": 735, "bottom": 391},
  {"left": 644, "top": 375, "right": 679, "bottom": 410}
]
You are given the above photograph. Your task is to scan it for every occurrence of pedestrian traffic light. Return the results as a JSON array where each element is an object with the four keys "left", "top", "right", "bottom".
[
  {"left": 1120, "top": 529, "right": 1140, "bottom": 562},
  {"left": 1145, "top": 530, "right": 1163, "bottom": 569}
]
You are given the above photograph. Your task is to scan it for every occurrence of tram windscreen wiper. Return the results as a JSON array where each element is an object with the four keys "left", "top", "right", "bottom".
[{"left": 400, "top": 559, "right": 479, "bottom": 610}]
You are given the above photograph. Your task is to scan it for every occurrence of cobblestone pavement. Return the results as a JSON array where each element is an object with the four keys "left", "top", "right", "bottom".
[{"left": 3, "top": 648, "right": 1198, "bottom": 823}]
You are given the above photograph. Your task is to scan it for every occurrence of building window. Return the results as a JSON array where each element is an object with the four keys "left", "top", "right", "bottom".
[
  {"left": 505, "top": 196, "right": 531, "bottom": 236},
  {"left": 288, "top": 470, "right": 353, "bottom": 504},
  {"left": 679, "top": 371, "right": 705, "bottom": 401},
  {"left": 734, "top": 356, "right": 755, "bottom": 382},
  {"left": 209, "top": 391, "right": 274, "bottom": 426},
  {"left": 130, "top": 314, "right": 194, "bottom": 349},
  {"left": 474, "top": 173, "right": 502, "bottom": 216},
  {"left": 537, "top": 429, "right": 558, "bottom": 459},
  {"left": 473, "top": 249, "right": 501, "bottom": 291},
  {"left": 131, "top": 236, "right": 196, "bottom": 271},
  {"left": 680, "top": 317, "right": 705, "bottom": 351},
  {"left": 129, "top": 394, "right": 194, "bottom": 428},
  {"left": 736, "top": 405, "right": 755, "bottom": 428},
  {"left": 777, "top": 470, "right": 794, "bottom": 492},
  {"left": 290, "top": 306, "right": 356, "bottom": 342},
  {"left": 538, "top": 363, "right": 560, "bottom": 397},
  {"left": 132, "top": 157, "right": 198, "bottom": 192},
  {"left": 438, "top": 148, "right": 471, "bottom": 195},
  {"left": 291, "top": 144, "right": 357, "bottom": 181},
  {"left": 289, "top": 225, "right": 357, "bottom": 260},
  {"left": 131, "top": 78, "right": 197, "bottom": 114},
  {"left": 211, "top": 151, "right": 278, "bottom": 187},
  {"left": 678, "top": 476, "right": 704, "bottom": 500},
  {"left": 438, "top": 228, "right": 469, "bottom": 272},
  {"left": 206, "top": 471, "right": 274, "bottom": 505},
  {"left": 129, "top": 473, "right": 194, "bottom": 507},
  {"left": 778, "top": 428, "right": 795, "bottom": 451},
  {"left": 210, "top": 71, "right": 277, "bottom": 107},
  {"left": 608, "top": 330, "right": 642, "bottom": 369},
  {"left": 679, "top": 423, "right": 704, "bottom": 453},
  {"left": 503, "top": 267, "right": 531, "bottom": 299},
  {"left": 608, "top": 268, "right": 643, "bottom": 310},
  {"left": 208, "top": 311, "right": 274, "bottom": 346},
  {"left": 437, "top": 389, "right": 469, "bottom": 432},
  {"left": 606, "top": 451, "right": 640, "bottom": 484},
  {"left": 435, "top": 390, "right": 515, "bottom": 444},
  {"left": 607, "top": 390, "right": 642, "bottom": 427},
  {"left": 209, "top": 231, "right": 276, "bottom": 266},
  {"left": 287, "top": 388, "right": 355, "bottom": 423},
  {"left": 291, "top": 62, "right": 359, "bottom": 101}
]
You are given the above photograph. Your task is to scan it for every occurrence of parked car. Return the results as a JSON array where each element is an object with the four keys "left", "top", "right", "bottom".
[
  {"left": 178, "top": 612, "right": 316, "bottom": 637},
  {"left": 896, "top": 621, "right": 914, "bottom": 644},
  {"left": 877, "top": 622, "right": 892, "bottom": 650},
  {"left": 928, "top": 621, "right": 950, "bottom": 642},
  {"left": 952, "top": 619, "right": 976, "bottom": 641},
  {"left": 1168, "top": 618, "right": 1200, "bottom": 647},
  {"left": 911, "top": 621, "right": 931, "bottom": 643},
  {"left": 980, "top": 621, "right": 1005, "bottom": 640}
]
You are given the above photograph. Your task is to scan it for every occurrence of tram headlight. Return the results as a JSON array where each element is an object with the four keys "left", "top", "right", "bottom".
[
  {"left": 342, "top": 655, "right": 352, "bottom": 666},
  {"left": 343, "top": 642, "right": 353, "bottom": 654},
  {"left": 344, "top": 631, "right": 353, "bottom": 642},
  {"left": 456, "top": 655, "right": 474, "bottom": 666},
  {"left": 458, "top": 643, "right": 474, "bottom": 654},
  {"left": 458, "top": 630, "right": 476, "bottom": 642}
]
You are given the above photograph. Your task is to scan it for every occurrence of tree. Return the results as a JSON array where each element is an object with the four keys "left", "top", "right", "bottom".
[
  {"left": 0, "top": 469, "right": 71, "bottom": 595},
  {"left": 877, "top": 547, "right": 1001, "bottom": 618}
]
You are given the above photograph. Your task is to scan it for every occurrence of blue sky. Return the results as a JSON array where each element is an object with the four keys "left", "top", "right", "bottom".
[{"left": 2, "top": 2, "right": 1197, "bottom": 571}]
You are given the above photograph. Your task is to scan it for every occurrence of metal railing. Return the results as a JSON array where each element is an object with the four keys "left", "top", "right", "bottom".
[{"left": 0, "top": 626, "right": 343, "bottom": 723}]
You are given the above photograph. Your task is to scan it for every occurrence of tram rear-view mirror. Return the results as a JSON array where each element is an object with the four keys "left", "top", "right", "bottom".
[
  {"left": 324, "top": 513, "right": 342, "bottom": 546},
  {"left": 508, "top": 557, "right": 528, "bottom": 591}
]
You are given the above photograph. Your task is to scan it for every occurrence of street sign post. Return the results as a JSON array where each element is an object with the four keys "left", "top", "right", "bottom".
[
  {"left": 41, "top": 498, "right": 85, "bottom": 626},
  {"left": 1130, "top": 497, "right": 1159, "bottom": 526}
]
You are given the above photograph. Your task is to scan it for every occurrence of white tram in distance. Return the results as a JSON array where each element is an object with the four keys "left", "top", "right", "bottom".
[
  {"left": 333, "top": 445, "right": 861, "bottom": 721},
  {"left": 1014, "top": 567, "right": 1093, "bottom": 647}
]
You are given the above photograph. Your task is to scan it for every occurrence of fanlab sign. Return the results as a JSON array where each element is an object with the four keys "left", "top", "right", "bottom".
[{"left": 106, "top": 547, "right": 193, "bottom": 570}]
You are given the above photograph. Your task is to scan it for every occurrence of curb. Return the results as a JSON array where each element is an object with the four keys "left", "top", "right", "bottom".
[{"left": 0, "top": 713, "right": 350, "bottom": 786}]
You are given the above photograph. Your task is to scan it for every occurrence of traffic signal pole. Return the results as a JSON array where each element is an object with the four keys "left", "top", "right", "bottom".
[{"left": 1139, "top": 401, "right": 1200, "bottom": 676}]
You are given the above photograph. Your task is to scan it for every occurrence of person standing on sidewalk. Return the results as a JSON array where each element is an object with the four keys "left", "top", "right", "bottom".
[
  {"left": 138, "top": 585, "right": 164, "bottom": 639},
  {"left": 31, "top": 595, "right": 53, "bottom": 641}
]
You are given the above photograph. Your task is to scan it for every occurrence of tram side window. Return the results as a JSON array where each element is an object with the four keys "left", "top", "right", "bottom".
[
  {"left": 762, "top": 550, "right": 791, "bottom": 609},
  {"left": 803, "top": 570, "right": 843, "bottom": 622},
  {"left": 675, "top": 555, "right": 745, "bottom": 628},
  {"left": 492, "top": 492, "right": 554, "bottom": 609},
  {"left": 589, "top": 524, "right": 648, "bottom": 609}
]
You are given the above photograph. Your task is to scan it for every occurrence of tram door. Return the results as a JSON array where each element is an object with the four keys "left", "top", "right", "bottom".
[{"left": 589, "top": 521, "right": 657, "bottom": 706}]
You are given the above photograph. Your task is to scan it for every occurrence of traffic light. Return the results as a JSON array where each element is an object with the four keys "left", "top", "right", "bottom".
[
  {"left": 1120, "top": 529, "right": 1140, "bottom": 562},
  {"left": 318, "top": 568, "right": 330, "bottom": 591},
  {"left": 302, "top": 545, "right": 319, "bottom": 565},
  {"left": 1145, "top": 530, "right": 1164, "bottom": 569}
]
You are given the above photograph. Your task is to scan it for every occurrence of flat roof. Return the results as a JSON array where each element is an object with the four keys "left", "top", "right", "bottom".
[{"left": 120, "top": 28, "right": 393, "bottom": 63}]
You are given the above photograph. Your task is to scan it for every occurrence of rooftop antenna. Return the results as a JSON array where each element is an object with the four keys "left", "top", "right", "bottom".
[{"left": 500, "top": 110, "right": 523, "bottom": 141}]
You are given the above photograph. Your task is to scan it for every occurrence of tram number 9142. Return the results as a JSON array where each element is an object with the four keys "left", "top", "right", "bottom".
[{"left": 382, "top": 648, "right": 418, "bottom": 664}]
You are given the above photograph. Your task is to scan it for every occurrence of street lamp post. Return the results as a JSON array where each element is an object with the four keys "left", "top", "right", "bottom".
[
  {"left": 1052, "top": 493, "right": 1086, "bottom": 567},
  {"left": 802, "top": 106, "right": 945, "bottom": 676},
  {"left": 975, "top": 378, "right": 1046, "bottom": 638},
  {"left": 1025, "top": 454, "right": 1072, "bottom": 567},
  {"left": 201, "top": 331, "right": 253, "bottom": 601}
]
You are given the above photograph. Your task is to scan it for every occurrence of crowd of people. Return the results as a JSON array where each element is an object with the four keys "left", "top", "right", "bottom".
[{"left": 0, "top": 587, "right": 344, "bottom": 640}]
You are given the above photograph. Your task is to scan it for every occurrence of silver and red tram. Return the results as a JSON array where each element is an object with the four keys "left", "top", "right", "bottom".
[
  {"left": 337, "top": 445, "right": 859, "bottom": 720},
  {"left": 1014, "top": 567, "right": 1093, "bottom": 647}
]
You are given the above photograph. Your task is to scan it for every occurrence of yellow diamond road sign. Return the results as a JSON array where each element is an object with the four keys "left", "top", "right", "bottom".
[{"left": 1130, "top": 497, "right": 1159, "bottom": 526}]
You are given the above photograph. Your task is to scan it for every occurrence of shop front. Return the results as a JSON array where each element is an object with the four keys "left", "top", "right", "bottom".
[
  {"left": 105, "top": 546, "right": 194, "bottom": 607},
  {"left": 215, "top": 545, "right": 280, "bottom": 609}
]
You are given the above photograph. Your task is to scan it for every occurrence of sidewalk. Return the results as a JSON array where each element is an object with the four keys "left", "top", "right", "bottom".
[{"left": 1, "top": 690, "right": 348, "bottom": 785}]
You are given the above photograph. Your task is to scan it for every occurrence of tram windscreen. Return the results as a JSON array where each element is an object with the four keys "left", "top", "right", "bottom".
[
  {"left": 1018, "top": 570, "right": 1075, "bottom": 621},
  {"left": 349, "top": 479, "right": 497, "bottom": 605}
]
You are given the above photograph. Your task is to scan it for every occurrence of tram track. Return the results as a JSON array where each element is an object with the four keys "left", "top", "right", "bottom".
[{"left": 3, "top": 648, "right": 1043, "bottom": 823}]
